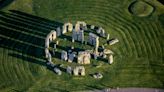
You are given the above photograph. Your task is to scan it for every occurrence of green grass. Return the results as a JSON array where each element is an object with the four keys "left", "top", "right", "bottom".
[
  {"left": 129, "top": 1, "right": 154, "bottom": 17},
  {"left": 0, "top": 0, "right": 164, "bottom": 91}
]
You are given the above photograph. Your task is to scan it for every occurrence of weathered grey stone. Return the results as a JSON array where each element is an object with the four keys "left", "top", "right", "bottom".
[
  {"left": 103, "top": 54, "right": 107, "bottom": 58},
  {"left": 56, "top": 40, "right": 59, "bottom": 45},
  {"left": 54, "top": 68, "right": 62, "bottom": 75},
  {"left": 90, "top": 25, "right": 95, "bottom": 30},
  {"left": 72, "top": 29, "right": 84, "bottom": 43},
  {"left": 98, "top": 27, "right": 106, "bottom": 37},
  {"left": 66, "top": 66, "right": 72, "bottom": 74},
  {"left": 78, "top": 51, "right": 91, "bottom": 64},
  {"left": 57, "top": 27, "right": 61, "bottom": 36},
  {"left": 47, "top": 52, "right": 52, "bottom": 62},
  {"left": 108, "top": 54, "right": 113, "bottom": 64},
  {"left": 61, "top": 50, "right": 68, "bottom": 61},
  {"left": 103, "top": 49, "right": 114, "bottom": 54},
  {"left": 71, "top": 46, "right": 74, "bottom": 50},
  {"left": 46, "top": 61, "right": 55, "bottom": 67},
  {"left": 54, "top": 44, "right": 56, "bottom": 49},
  {"left": 68, "top": 53, "right": 75, "bottom": 63},
  {"left": 75, "top": 21, "right": 87, "bottom": 31},
  {"left": 52, "top": 49, "right": 55, "bottom": 56},
  {"left": 93, "top": 53, "right": 98, "bottom": 60},
  {"left": 106, "top": 34, "right": 110, "bottom": 40},
  {"left": 45, "top": 48, "right": 49, "bottom": 58},
  {"left": 96, "top": 29, "right": 101, "bottom": 34},
  {"left": 88, "top": 33, "right": 99, "bottom": 48},
  {"left": 62, "top": 22, "right": 73, "bottom": 34},
  {"left": 108, "top": 38, "right": 119, "bottom": 45},
  {"left": 45, "top": 30, "right": 56, "bottom": 48},
  {"left": 93, "top": 73, "right": 103, "bottom": 79},
  {"left": 73, "top": 66, "right": 85, "bottom": 76}
]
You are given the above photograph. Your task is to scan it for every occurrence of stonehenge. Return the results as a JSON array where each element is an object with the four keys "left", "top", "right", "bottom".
[{"left": 44, "top": 21, "right": 119, "bottom": 76}]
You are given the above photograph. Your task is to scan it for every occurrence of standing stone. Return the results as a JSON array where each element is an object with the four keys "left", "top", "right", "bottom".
[
  {"left": 47, "top": 52, "right": 52, "bottom": 62},
  {"left": 54, "top": 44, "right": 57, "bottom": 49},
  {"left": 72, "top": 29, "right": 84, "bottom": 43},
  {"left": 68, "top": 53, "right": 75, "bottom": 63},
  {"left": 75, "top": 21, "right": 87, "bottom": 31},
  {"left": 102, "top": 45, "right": 105, "bottom": 49},
  {"left": 71, "top": 46, "right": 74, "bottom": 50},
  {"left": 57, "top": 27, "right": 61, "bottom": 36},
  {"left": 100, "top": 29, "right": 106, "bottom": 37},
  {"left": 78, "top": 51, "right": 91, "bottom": 64},
  {"left": 56, "top": 40, "right": 59, "bottom": 45},
  {"left": 88, "top": 33, "right": 99, "bottom": 48},
  {"left": 61, "top": 50, "right": 68, "bottom": 61},
  {"left": 96, "top": 29, "right": 101, "bottom": 34},
  {"left": 62, "top": 23, "right": 73, "bottom": 34},
  {"left": 73, "top": 66, "right": 85, "bottom": 76},
  {"left": 72, "top": 38, "right": 75, "bottom": 43},
  {"left": 103, "top": 54, "right": 107, "bottom": 58},
  {"left": 52, "top": 49, "right": 55, "bottom": 56},
  {"left": 108, "top": 54, "right": 113, "bottom": 64},
  {"left": 93, "top": 53, "right": 98, "bottom": 60},
  {"left": 78, "top": 30, "right": 84, "bottom": 43},
  {"left": 66, "top": 66, "right": 72, "bottom": 74},
  {"left": 108, "top": 38, "right": 119, "bottom": 45},
  {"left": 45, "top": 48, "right": 49, "bottom": 58},
  {"left": 54, "top": 68, "right": 62, "bottom": 75},
  {"left": 90, "top": 25, "right": 95, "bottom": 30},
  {"left": 106, "top": 34, "right": 110, "bottom": 40}
]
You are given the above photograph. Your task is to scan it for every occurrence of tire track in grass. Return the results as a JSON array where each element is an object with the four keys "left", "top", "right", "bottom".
[
  {"left": 149, "top": 22, "right": 163, "bottom": 58},
  {"left": 139, "top": 21, "right": 156, "bottom": 58},
  {"left": 142, "top": 21, "right": 159, "bottom": 58},
  {"left": 0, "top": 48, "right": 8, "bottom": 86}
]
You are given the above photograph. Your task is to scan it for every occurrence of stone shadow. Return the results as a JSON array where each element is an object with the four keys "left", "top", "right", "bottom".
[
  {"left": 0, "top": 10, "right": 63, "bottom": 71},
  {"left": 157, "top": 0, "right": 164, "bottom": 4},
  {"left": 0, "top": 0, "right": 14, "bottom": 9}
]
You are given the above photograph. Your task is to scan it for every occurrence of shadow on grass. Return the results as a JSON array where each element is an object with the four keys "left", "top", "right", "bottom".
[
  {"left": 0, "top": 10, "right": 63, "bottom": 72},
  {"left": 0, "top": 0, "right": 14, "bottom": 9},
  {"left": 157, "top": 0, "right": 164, "bottom": 4}
]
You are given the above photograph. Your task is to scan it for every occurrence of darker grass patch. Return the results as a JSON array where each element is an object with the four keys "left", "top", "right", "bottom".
[
  {"left": 0, "top": 0, "right": 14, "bottom": 9},
  {"left": 157, "top": 0, "right": 164, "bottom": 4}
]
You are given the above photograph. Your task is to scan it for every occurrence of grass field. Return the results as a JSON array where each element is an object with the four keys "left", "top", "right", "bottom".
[{"left": 0, "top": 0, "right": 164, "bottom": 91}]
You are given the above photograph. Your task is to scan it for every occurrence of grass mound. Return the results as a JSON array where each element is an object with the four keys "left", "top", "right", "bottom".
[{"left": 129, "top": 1, "right": 154, "bottom": 17}]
